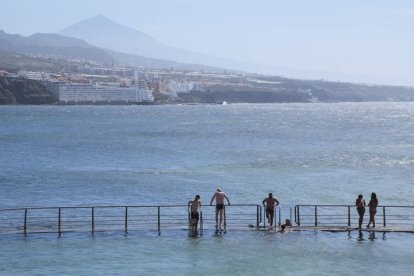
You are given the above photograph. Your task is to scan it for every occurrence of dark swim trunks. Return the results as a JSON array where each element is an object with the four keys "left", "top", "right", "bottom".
[
  {"left": 216, "top": 204, "right": 224, "bottom": 210},
  {"left": 266, "top": 208, "right": 275, "bottom": 216},
  {"left": 191, "top": 212, "right": 199, "bottom": 221}
]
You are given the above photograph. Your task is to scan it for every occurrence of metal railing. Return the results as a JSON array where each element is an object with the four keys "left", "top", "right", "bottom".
[
  {"left": 3, "top": 204, "right": 412, "bottom": 236},
  {"left": 0, "top": 204, "right": 261, "bottom": 236},
  {"left": 260, "top": 205, "right": 294, "bottom": 229},
  {"left": 294, "top": 205, "right": 414, "bottom": 228}
]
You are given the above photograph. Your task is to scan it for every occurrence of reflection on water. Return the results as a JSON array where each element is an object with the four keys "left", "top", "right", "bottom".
[
  {"left": 348, "top": 230, "right": 387, "bottom": 242},
  {"left": 367, "top": 231, "right": 386, "bottom": 241},
  {"left": 358, "top": 230, "right": 365, "bottom": 242}
]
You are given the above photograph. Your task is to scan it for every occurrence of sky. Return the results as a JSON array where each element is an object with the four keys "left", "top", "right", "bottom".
[{"left": 1, "top": 0, "right": 414, "bottom": 85}]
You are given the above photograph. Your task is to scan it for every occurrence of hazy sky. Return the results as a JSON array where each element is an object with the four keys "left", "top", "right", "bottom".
[{"left": 1, "top": 0, "right": 414, "bottom": 85}]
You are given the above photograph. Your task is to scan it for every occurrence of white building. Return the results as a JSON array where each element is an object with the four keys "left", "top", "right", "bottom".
[
  {"left": 166, "top": 81, "right": 203, "bottom": 93},
  {"left": 18, "top": 71, "right": 44, "bottom": 80},
  {"left": 58, "top": 84, "right": 154, "bottom": 104}
]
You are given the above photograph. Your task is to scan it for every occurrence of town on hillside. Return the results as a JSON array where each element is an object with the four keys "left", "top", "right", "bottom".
[{"left": 1, "top": 54, "right": 414, "bottom": 105}]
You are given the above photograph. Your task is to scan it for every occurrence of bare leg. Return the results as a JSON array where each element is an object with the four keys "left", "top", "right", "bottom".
[
  {"left": 215, "top": 208, "right": 218, "bottom": 228},
  {"left": 218, "top": 210, "right": 223, "bottom": 230},
  {"left": 191, "top": 219, "right": 196, "bottom": 232},
  {"left": 367, "top": 215, "right": 372, "bottom": 228},
  {"left": 359, "top": 214, "right": 365, "bottom": 229},
  {"left": 358, "top": 209, "right": 365, "bottom": 229}
]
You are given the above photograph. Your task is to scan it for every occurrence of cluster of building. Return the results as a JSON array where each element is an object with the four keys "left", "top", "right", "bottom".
[{"left": 12, "top": 69, "right": 206, "bottom": 104}]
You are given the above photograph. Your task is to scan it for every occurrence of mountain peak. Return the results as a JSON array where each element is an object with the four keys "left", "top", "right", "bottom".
[
  {"left": 60, "top": 14, "right": 126, "bottom": 32},
  {"left": 93, "top": 14, "right": 108, "bottom": 19},
  {"left": 58, "top": 15, "right": 220, "bottom": 67},
  {"left": 59, "top": 15, "right": 160, "bottom": 56},
  {"left": 89, "top": 14, "right": 122, "bottom": 25}
]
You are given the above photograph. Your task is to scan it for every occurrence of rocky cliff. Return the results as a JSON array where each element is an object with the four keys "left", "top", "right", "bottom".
[{"left": 0, "top": 77, "right": 55, "bottom": 104}]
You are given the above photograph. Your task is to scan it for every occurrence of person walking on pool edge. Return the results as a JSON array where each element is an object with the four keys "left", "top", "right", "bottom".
[
  {"left": 367, "top": 192, "right": 378, "bottom": 228},
  {"left": 188, "top": 195, "right": 202, "bottom": 233},
  {"left": 356, "top": 194, "right": 366, "bottom": 230},
  {"left": 262, "top": 193, "right": 279, "bottom": 227},
  {"left": 210, "top": 189, "right": 230, "bottom": 231}
]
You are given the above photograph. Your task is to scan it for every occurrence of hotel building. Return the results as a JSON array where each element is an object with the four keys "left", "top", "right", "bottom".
[{"left": 57, "top": 84, "right": 154, "bottom": 104}]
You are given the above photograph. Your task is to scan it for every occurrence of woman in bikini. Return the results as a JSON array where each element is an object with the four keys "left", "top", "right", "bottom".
[
  {"left": 356, "top": 194, "right": 366, "bottom": 230},
  {"left": 367, "top": 192, "right": 378, "bottom": 228}
]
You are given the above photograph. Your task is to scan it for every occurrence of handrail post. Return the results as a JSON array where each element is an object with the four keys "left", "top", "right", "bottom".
[
  {"left": 200, "top": 211, "right": 203, "bottom": 236},
  {"left": 278, "top": 206, "right": 281, "bottom": 226},
  {"left": 259, "top": 205, "right": 262, "bottom": 223},
  {"left": 124, "top": 206, "right": 128, "bottom": 234},
  {"left": 348, "top": 205, "right": 351, "bottom": 227},
  {"left": 383, "top": 206, "right": 386, "bottom": 227},
  {"left": 256, "top": 205, "right": 260, "bottom": 230},
  {"left": 298, "top": 206, "right": 300, "bottom": 226},
  {"left": 24, "top": 208, "right": 28, "bottom": 237},
  {"left": 157, "top": 206, "right": 161, "bottom": 236},
  {"left": 188, "top": 209, "right": 191, "bottom": 233},
  {"left": 58, "top": 208, "right": 61, "bottom": 237},
  {"left": 315, "top": 206, "right": 318, "bottom": 227},
  {"left": 91, "top": 207, "right": 95, "bottom": 234},
  {"left": 223, "top": 205, "right": 227, "bottom": 231},
  {"left": 294, "top": 206, "right": 297, "bottom": 224},
  {"left": 290, "top": 206, "right": 293, "bottom": 223}
]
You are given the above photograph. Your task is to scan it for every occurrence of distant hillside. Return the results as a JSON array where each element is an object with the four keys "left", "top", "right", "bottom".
[
  {"left": 0, "top": 30, "right": 113, "bottom": 63},
  {"left": 108, "top": 50, "right": 225, "bottom": 72},
  {"left": 0, "top": 30, "right": 226, "bottom": 72},
  {"left": 0, "top": 50, "right": 68, "bottom": 72},
  {"left": 257, "top": 76, "right": 414, "bottom": 102}
]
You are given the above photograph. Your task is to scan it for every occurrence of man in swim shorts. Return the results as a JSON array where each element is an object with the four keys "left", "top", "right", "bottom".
[
  {"left": 262, "top": 193, "right": 279, "bottom": 227},
  {"left": 188, "top": 195, "right": 201, "bottom": 233},
  {"left": 210, "top": 189, "right": 230, "bottom": 231}
]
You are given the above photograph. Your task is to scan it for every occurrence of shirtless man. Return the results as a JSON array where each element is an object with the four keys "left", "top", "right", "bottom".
[
  {"left": 210, "top": 189, "right": 230, "bottom": 231},
  {"left": 188, "top": 195, "right": 201, "bottom": 233},
  {"left": 262, "top": 193, "right": 279, "bottom": 227}
]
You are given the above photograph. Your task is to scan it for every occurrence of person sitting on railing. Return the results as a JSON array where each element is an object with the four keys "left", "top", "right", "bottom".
[
  {"left": 262, "top": 193, "right": 279, "bottom": 227},
  {"left": 210, "top": 189, "right": 230, "bottom": 231},
  {"left": 367, "top": 192, "right": 378, "bottom": 228},
  {"left": 356, "top": 194, "right": 366, "bottom": 230},
  {"left": 188, "top": 195, "right": 202, "bottom": 233}
]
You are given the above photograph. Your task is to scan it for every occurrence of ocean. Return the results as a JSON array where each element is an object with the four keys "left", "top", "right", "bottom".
[{"left": 1, "top": 103, "right": 413, "bottom": 275}]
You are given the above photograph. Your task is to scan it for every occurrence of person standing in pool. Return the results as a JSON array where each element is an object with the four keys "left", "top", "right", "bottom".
[
  {"left": 367, "top": 193, "right": 378, "bottom": 228},
  {"left": 356, "top": 194, "right": 366, "bottom": 230},
  {"left": 210, "top": 189, "right": 230, "bottom": 231},
  {"left": 188, "top": 195, "right": 202, "bottom": 233},
  {"left": 262, "top": 193, "right": 279, "bottom": 227}
]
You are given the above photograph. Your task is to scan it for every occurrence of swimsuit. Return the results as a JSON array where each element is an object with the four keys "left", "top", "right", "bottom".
[
  {"left": 191, "top": 212, "right": 199, "bottom": 221},
  {"left": 216, "top": 204, "right": 224, "bottom": 210}
]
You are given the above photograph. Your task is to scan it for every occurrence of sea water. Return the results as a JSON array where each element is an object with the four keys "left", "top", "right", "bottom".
[{"left": 0, "top": 103, "right": 413, "bottom": 275}]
